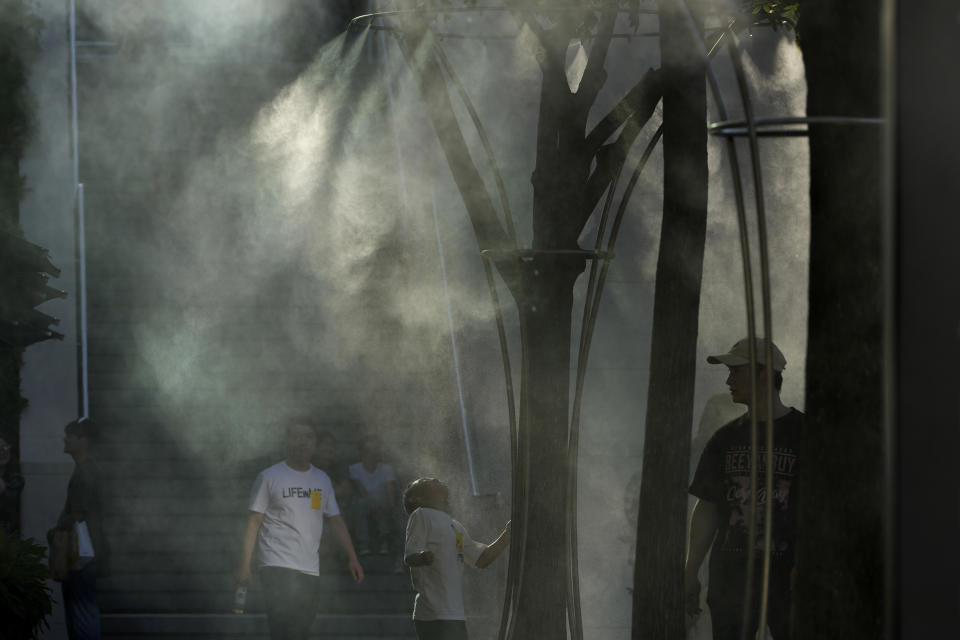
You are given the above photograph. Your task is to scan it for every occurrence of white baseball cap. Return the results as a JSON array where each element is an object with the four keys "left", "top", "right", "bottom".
[{"left": 706, "top": 337, "right": 787, "bottom": 371}]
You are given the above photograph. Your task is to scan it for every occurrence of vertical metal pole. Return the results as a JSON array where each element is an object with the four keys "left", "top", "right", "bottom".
[
  {"left": 70, "top": 0, "right": 89, "bottom": 418},
  {"left": 70, "top": 0, "right": 78, "bottom": 187},
  {"left": 431, "top": 189, "right": 480, "bottom": 497},
  {"left": 376, "top": 12, "right": 479, "bottom": 495},
  {"left": 77, "top": 185, "right": 89, "bottom": 418},
  {"left": 879, "top": 1, "right": 896, "bottom": 638}
]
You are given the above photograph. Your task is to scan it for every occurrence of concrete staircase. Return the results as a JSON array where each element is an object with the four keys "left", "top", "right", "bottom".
[
  {"left": 99, "top": 557, "right": 417, "bottom": 639},
  {"left": 87, "top": 423, "right": 416, "bottom": 639},
  {"left": 101, "top": 613, "right": 413, "bottom": 640},
  {"left": 91, "top": 435, "right": 416, "bottom": 638},
  {"left": 70, "top": 8, "right": 456, "bottom": 638}
]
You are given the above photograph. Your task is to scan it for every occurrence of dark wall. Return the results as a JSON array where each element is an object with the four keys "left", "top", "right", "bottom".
[{"left": 895, "top": 1, "right": 960, "bottom": 638}]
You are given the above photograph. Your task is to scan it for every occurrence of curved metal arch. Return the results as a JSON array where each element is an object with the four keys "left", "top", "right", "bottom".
[
  {"left": 429, "top": 38, "right": 518, "bottom": 242},
  {"left": 562, "top": 26, "right": 734, "bottom": 640},
  {"left": 570, "top": 24, "right": 732, "bottom": 449},
  {"left": 670, "top": 4, "right": 776, "bottom": 638},
  {"left": 383, "top": 7, "right": 757, "bottom": 638},
  {"left": 673, "top": 3, "right": 885, "bottom": 638},
  {"left": 366, "top": 3, "right": 859, "bottom": 638}
]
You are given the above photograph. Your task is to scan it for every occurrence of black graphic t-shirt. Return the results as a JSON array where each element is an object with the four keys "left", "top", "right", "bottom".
[{"left": 689, "top": 408, "right": 804, "bottom": 600}]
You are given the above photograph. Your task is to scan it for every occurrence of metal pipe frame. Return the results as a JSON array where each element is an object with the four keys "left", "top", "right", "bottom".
[
  {"left": 671, "top": 3, "right": 770, "bottom": 639},
  {"left": 710, "top": 115, "right": 884, "bottom": 137},
  {"left": 674, "top": 2, "right": 882, "bottom": 638},
  {"left": 380, "top": 6, "right": 737, "bottom": 638},
  {"left": 70, "top": 0, "right": 90, "bottom": 419},
  {"left": 367, "top": 2, "right": 882, "bottom": 637}
]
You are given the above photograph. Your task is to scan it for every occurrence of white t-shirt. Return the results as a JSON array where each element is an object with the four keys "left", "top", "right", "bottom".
[
  {"left": 348, "top": 462, "right": 396, "bottom": 506},
  {"left": 248, "top": 461, "right": 340, "bottom": 576},
  {"left": 404, "top": 507, "right": 487, "bottom": 621}
]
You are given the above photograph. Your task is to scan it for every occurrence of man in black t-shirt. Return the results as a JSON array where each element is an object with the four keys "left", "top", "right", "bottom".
[{"left": 685, "top": 338, "right": 804, "bottom": 640}]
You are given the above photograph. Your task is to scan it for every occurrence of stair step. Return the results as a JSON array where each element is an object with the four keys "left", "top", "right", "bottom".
[
  {"left": 103, "top": 573, "right": 412, "bottom": 593},
  {"left": 105, "top": 497, "right": 246, "bottom": 516},
  {"left": 100, "top": 590, "right": 412, "bottom": 614},
  {"left": 101, "top": 613, "right": 417, "bottom": 638}
]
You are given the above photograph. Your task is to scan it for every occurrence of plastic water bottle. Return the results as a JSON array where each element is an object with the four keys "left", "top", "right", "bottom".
[{"left": 232, "top": 586, "right": 247, "bottom": 614}]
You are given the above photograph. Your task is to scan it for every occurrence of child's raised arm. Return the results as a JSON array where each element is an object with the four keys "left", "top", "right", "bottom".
[{"left": 476, "top": 520, "right": 511, "bottom": 569}]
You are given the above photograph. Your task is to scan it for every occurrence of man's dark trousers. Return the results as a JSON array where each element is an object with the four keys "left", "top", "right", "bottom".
[
  {"left": 62, "top": 561, "right": 100, "bottom": 640},
  {"left": 259, "top": 566, "right": 321, "bottom": 640},
  {"left": 414, "top": 620, "right": 469, "bottom": 640}
]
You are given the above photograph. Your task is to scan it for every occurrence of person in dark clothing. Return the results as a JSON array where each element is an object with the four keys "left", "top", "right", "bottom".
[
  {"left": 0, "top": 434, "right": 24, "bottom": 535},
  {"left": 684, "top": 338, "right": 804, "bottom": 640},
  {"left": 56, "top": 417, "right": 110, "bottom": 640}
]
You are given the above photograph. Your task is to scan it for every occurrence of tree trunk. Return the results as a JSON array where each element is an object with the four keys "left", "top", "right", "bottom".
[
  {"left": 393, "top": 7, "right": 663, "bottom": 636},
  {"left": 794, "top": 2, "right": 885, "bottom": 638},
  {"left": 632, "top": 2, "right": 708, "bottom": 638},
  {"left": 501, "top": 24, "right": 593, "bottom": 633},
  {"left": 506, "top": 254, "right": 585, "bottom": 639}
]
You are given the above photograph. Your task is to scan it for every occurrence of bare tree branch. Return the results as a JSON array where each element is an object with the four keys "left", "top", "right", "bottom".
[
  {"left": 530, "top": 46, "right": 584, "bottom": 249},
  {"left": 575, "top": 9, "right": 617, "bottom": 110},
  {"left": 500, "top": 0, "right": 556, "bottom": 76},
  {"left": 578, "top": 120, "right": 639, "bottom": 229},
  {"left": 579, "top": 78, "right": 661, "bottom": 226},
  {"left": 586, "top": 66, "right": 662, "bottom": 152}
]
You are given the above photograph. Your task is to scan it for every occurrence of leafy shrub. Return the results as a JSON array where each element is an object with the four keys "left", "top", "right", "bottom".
[{"left": 0, "top": 528, "right": 53, "bottom": 640}]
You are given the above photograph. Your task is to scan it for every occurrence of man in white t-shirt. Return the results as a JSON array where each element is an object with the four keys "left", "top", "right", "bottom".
[
  {"left": 236, "top": 421, "right": 364, "bottom": 640},
  {"left": 403, "top": 477, "right": 510, "bottom": 640}
]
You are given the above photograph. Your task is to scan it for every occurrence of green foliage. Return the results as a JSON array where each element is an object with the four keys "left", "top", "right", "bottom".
[
  {"left": 745, "top": 1, "right": 800, "bottom": 33},
  {"left": 0, "top": 346, "right": 27, "bottom": 431},
  {"left": 0, "top": 0, "right": 42, "bottom": 229},
  {"left": 0, "top": 529, "right": 53, "bottom": 640},
  {"left": 0, "top": 1, "right": 43, "bottom": 438}
]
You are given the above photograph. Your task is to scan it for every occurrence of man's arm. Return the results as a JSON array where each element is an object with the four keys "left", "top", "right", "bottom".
[
  {"left": 234, "top": 511, "right": 264, "bottom": 585},
  {"left": 326, "top": 514, "right": 364, "bottom": 583},
  {"left": 476, "top": 520, "right": 511, "bottom": 569},
  {"left": 684, "top": 499, "right": 720, "bottom": 615}
]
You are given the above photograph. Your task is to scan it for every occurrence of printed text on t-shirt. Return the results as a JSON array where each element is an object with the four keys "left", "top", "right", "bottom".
[
  {"left": 723, "top": 449, "right": 797, "bottom": 475},
  {"left": 282, "top": 487, "right": 323, "bottom": 498}
]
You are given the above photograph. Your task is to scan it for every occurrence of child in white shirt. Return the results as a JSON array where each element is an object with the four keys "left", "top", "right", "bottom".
[{"left": 402, "top": 477, "right": 510, "bottom": 640}]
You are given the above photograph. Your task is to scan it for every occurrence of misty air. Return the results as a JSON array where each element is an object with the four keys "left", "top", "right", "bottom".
[{"left": 1, "top": 2, "right": 956, "bottom": 640}]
